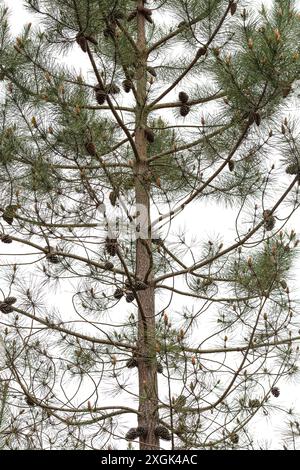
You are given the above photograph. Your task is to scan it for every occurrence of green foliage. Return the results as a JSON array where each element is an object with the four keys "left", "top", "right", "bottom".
[
  {"left": 228, "top": 232, "right": 295, "bottom": 296},
  {"left": 212, "top": 3, "right": 300, "bottom": 126}
]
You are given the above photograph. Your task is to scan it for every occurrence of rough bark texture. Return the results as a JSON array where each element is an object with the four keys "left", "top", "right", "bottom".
[{"left": 135, "top": 0, "right": 160, "bottom": 450}]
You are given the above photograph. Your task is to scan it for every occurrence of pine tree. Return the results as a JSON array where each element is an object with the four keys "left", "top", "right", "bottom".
[{"left": 1, "top": 0, "right": 300, "bottom": 450}]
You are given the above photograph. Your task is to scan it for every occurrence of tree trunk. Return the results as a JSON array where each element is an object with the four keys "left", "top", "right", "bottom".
[{"left": 135, "top": 0, "right": 160, "bottom": 450}]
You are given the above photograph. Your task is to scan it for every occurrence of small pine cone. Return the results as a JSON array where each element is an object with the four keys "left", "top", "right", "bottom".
[
  {"left": 1, "top": 234, "right": 13, "bottom": 244},
  {"left": 157, "top": 362, "right": 163, "bottom": 374},
  {"left": 47, "top": 254, "right": 60, "bottom": 264},
  {"left": 125, "top": 428, "right": 139, "bottom": 441},
  {"left": 152, "top": 238, "right": 162, "bottom": 245},
  {"left": 228, "top": 160, "right": 235, "bottom": 172},
  {"left": 271, "top": 387, "right": 280, "bottom": 398},
  {"left": 137, "top": 7, "right": 153, "bottom": 24},
  {"left": 113, "top": 288, "right": 124, "bottom": 300},
  {"left": 136, "top": 426, "right": 148, "bottom": 437},
  {"left": 105, "top": 237, "right": 118, "bottom": 257},
  {"left": 4, "top": 297, "right": 17, "bottom": 305},
  {"left": 254, "top": 112, "right": 261, "bottom": 126},
  {"left": 76, "top": 33, "right": 88, "bottom": 53},
  {"left": 144, "top": 127, "right": 155, "bottom": 143},
  {"left": 26, "top": 396, "right": 36, "bottom": 407},
  {"left": 286, "top": 163, "right": 299, "bottom": 175},
  {"left": 196, "top": 47, "right": 207, "bottom": 58},
  {"left": 230, "top": 2, "right": 237, "bottom": 16},
  {"left": 248, "top": 399, "right": 260, "bottom": 408},
  {"left": 105, "top": 83, "right": 120, "bottom": 95},
  {"left": 282, "top": 85, "right": 292, "bottom": 98},
  {"left": 178, "top": 91, "right": 189, "bottom": 103},
  {"left": 0, "top": 302, "right": 14, "bottom": 314},
  {"left": 127, "top": 11, "right": 137, "bottom": 22},
  {"left": 126, "top": 291, "right": 135, "bottom": 303},
  {"left": 180, "top": 104, "right": 190, "bottom": 117},
  {"left": 103, "top": 26, "right": 115, "bottom": 38},
  {"left": 122, "top": 79, "right": 133, "bottom": 93},
  {"left": 147, "top": 66, "right": 157, "bottom": 78},
  {"left": 2, "top": 214, "right": 13, "bottom": 225},
  {"left": 230, "top": 433, "right": 239, "bottom": 444},
  {"left": 109, "top": 190, "right": 118, "bottom": 207},
  {"left": 280, "top": 279, "right": 287, "bottom": 289},
  {"left": 154, "top": 425, "right": 171, "bottom": 441},
  {"left": 85, "top": 141, "right": 97, "bottom": 156},
  {"left": 104, "top": 261, "right": 114, "bottom": 270},
  {"left": 264, "top": 216, "right": 275, "bottom": 231},
  {"left": 95, "top": 89, "right": 107, "bottom": 105},
  {"left": 263, "top": 210, "right": 275, "bottom": 231},
  {"left": 134, "top": 281, "right": 148, "bottom": 291},
  {"left": 126, "top": 357, "right": 138, "bottom": 368},
  {"left": 111, "top": 10, "right": 124, "bottom": 21},
  {"left": 145, "top": 13, "right": 153, "bottom": 24}
]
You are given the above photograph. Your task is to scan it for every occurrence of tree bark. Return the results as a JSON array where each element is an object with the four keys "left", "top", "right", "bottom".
[{"left": 135, "top": 0, "right": 160, "bottom": 450}]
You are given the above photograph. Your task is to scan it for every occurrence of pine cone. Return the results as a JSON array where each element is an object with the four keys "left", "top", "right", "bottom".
[
  {"left": 286, "top": 163, "right": 299, "bottom": 175},
  {"left": 248, "top": 399, "right": 260, "bottom": 408},
  {"left": 103, "top": 26, "right": 115, "bottom": 38},
  {"left": 154, "top": 425, "right": 171, "bottom": 441},
  {"left": 254, "top": 112, "right": 261, "bottom": 126},
  {"left": 2, "top": 205, "right": 18, "bottom": 225},
  {"left": 0, "top": 302, "right": 14, "bottom": 314},
  {"left": 282, "top": 85, "right": 292, "bottom": 98},
  {"left": 85, "top": 141, "right": 97, "bottom": 156},
  {"left": 47, "top": 254, "right": 60, "bottom": 264},
  {"left": 134, "top": 281, "right": 148, "bottom": 291},
  {"left": 157, "top": 362, "right": 163, "bottom": 374},
  {"left": 105, "top": 237, "right": 118, "bottom": 257},
  {"left": 228, "top": 160, "right": 235, "bottom": 172},
  {"left": 196, "top": 47, "right": 207, "bottom": 58},
  {"left": 26, "top": 396, "right": 36, "bottom": 407},
  {"left": 110, "top": 10, "right": 125, "bottom": 21},
  {"left": 230, "top": 433, "right": 239, "bottom": 444},
  {"left": 76, "top": 33, "right": 87, "bottom": 52},
  {"left": 126, "top": 357, "right": 138, "bottom": 368},
  {"left": 113, "top": 288, "right": 124, "bottom": 300},
  {"left": 178, "top": 91, "right": 189, "bottom": 103},
  {"left": 104, "top": 261, "right": 114, "bottom": 270},
  {"left": 126, "top": 291, "right": 135, "bottom": 303},
  {"left": 2, "top": 214, "right": 13, "bottom": 225},
  {"left": 4, "top": 297, "right": 17, "bottom": 305},
  {"left": 1, "top": 234, "right": 13, "bottom": 244},
  {"left": 147, "top": 66, "right": 157, "bottom": 78},
  {"left": 180, "top": 104, "right": 190, "bottom": 117},
  {"left": 127, "top": 11, "right": 137, "bottom": 22},
  {"left": 109, "top": 190, "right": 118, "bottom": 206},
  {"left": 263, "top": 210, "right": 275, "bottom": 231},
  {"left": 137, "top": 7, "right": 153, "bottom": 24},
  {"left": 122, "top": 79, "right": 133, "bottom": 93},
  {"left": 230, "top": 2, "right": 237, "bottom": 16},
  {"left": 105, "top": 83, "right": 120, "bottom": 95},
  {"left": 280, "top": 279, "right": 287, "bottom": 290},
  {"left": 136, "top": 426, "right": 148, "bottom": 437},
  {"left": 125, "top": 428, "right": 139, "bottom": 441},
  {"left": 271, "top": 387, "right": 280, "bottom": 398},
  {"left": 124, "top": 279, "right": 132, "bottom": 289},
  {"left": 95, "top": 89, "right": 107, "bottom": 105},
  {"left": 144, "top": 127, "right": 155, "bottom": 143}
]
